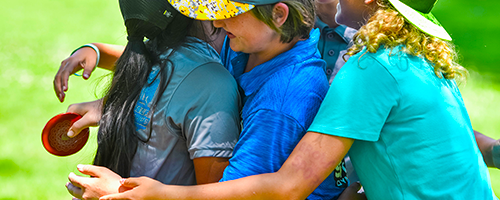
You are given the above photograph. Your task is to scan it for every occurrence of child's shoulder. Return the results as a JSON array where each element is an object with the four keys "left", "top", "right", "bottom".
[
  {"left": 257, "top": 63, "right": 328, "bottom": 126},
  {"left": 263, "top": 59, "right": 329, "bottom": 95},
  {"left": 259, "top": 62, "right": 329, "bottom": 103},
  {"left": 348, "top": 46, "right": 422, "bottom": 72},
  {"left": 353, "top": 46, "right": 419, "bottom": 65},
  {"left": 166, "top": 41, "right": 222, "bottom": 70}
]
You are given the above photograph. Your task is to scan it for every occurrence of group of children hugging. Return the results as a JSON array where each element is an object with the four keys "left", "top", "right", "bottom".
[{"left": 52, "top": 0, "right": 500, "bottom": 199}]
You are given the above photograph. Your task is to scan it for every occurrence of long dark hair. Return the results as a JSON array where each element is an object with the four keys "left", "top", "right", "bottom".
[{"left": 93, "top": 7, "right": 200, "bottom": 177}]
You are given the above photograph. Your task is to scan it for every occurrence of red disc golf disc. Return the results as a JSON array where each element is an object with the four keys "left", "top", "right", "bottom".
[{"left": 41, "top": 113, "right": 89, "bottom": 156}]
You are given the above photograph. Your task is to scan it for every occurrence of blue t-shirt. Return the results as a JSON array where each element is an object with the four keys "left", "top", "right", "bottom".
[
  {"left": 219, "top": 29, "right": 347, "bottom": 200},
  {"left": 309, "top": 47, "right": 498, "bottom": 199}
]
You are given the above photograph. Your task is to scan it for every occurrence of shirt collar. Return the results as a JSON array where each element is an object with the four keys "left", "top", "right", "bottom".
[
  {"left": 315, "top": 16, "right": 330, "bottom": 33},
  {"left": 336, "top": 25, "right": 357, "bottom": 44},
  {"left": 315, "top": 16, "right": 357, "bottom": 44},
  {"left": 232, "top": 29, "right": 322, "bottom": 96}
]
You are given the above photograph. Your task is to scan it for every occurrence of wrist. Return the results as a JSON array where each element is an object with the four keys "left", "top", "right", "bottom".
[{"left": 71, "top": 43, "right": 100, "bottom": 68}]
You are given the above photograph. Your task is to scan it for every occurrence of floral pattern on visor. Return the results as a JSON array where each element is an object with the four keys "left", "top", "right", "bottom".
[{"left": 168, "top": 0, "right": 254, "bottom": 20}]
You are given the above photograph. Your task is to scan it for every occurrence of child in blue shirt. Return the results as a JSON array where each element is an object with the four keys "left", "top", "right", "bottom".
[
  {"left": 217, "top": 28, "right": 347, "bottom": 199},
  {"left": 168, "top": 0, "right": 349, "bottom": 198}
]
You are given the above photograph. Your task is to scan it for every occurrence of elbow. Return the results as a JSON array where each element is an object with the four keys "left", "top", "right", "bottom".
[{"left": 274, "top": 181, "right": 311, "bottom": 200}]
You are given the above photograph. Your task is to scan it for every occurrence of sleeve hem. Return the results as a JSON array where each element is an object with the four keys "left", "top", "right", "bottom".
[
  {"left": 190, "top": 149, "right": 233, "bottom": 159},
  {"left": 308, "top": 126, "right": 379, "bottom": 142}
]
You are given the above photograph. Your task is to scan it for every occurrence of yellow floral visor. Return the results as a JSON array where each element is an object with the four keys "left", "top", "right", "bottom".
[{"left": 168, "top": 0, "right": 255, "bottom": 20}]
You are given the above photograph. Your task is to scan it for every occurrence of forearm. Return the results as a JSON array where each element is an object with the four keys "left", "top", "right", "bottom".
[
  {"left": 91, "top": 43, "right": 124, "bottom": 71},
  {"left": 157, "top": 132, "right": 352, "bottom": 200},
  {"left": 154, "top": 173, "right": 291, "bottom": 200},
  {"left": 474, "top": 130, "right": 499, "bottom": 168}
]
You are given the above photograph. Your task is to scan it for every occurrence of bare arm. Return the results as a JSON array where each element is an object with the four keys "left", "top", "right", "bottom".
[
  {"left": 92, "top": 43, "right": 125, "bottom": 71},
  {"left": 193, "top": 157, "right": 229, "bottom": 184},
  {"left": 474, "top": 130, "right": 500, "bottom": 168},
  {"left": 100, "top": 132, "right": 354, "bottom": 200},
  {"left": 54, "top": 43, "right": 124, "bottom": 102},
  {"left": 66, "top": 157, "right": 230, "bottom": 200}
]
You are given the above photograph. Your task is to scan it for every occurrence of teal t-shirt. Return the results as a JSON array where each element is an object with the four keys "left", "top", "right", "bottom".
[{"left": 308, "top": 47, "right": 497, "bottom": 199}]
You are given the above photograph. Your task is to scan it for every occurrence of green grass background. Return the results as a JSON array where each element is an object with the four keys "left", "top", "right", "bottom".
[{"left": 0, "top": 0, "right": 498, "bottom": 199}]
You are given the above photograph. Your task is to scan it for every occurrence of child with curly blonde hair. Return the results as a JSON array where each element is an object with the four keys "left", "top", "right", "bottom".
[
  {"left": 309, "top": 0, "right": 496, "bottom": 198},
  {"left": 345, "top": 0, "right": 466, "bottom": 81}
]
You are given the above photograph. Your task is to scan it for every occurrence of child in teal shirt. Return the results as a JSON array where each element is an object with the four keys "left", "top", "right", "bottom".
[{"left": 307, "top": 0, "right": 497, "bottom": 198}]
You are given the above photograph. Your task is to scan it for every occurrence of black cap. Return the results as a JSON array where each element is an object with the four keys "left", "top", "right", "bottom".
[{"left": 119, "top": 0, "right": 177, "bottom": 30}]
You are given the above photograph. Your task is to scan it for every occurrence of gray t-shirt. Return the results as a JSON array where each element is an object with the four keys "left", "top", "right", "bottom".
[{"left": 130, "top": 38, "right": 241, "bottom": 185}]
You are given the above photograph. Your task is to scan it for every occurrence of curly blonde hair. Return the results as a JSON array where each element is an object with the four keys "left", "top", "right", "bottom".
[{"left": 346, "top": 0, "right": 467, "bottom": 81}]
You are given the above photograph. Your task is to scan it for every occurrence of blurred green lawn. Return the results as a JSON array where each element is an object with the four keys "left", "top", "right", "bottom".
[{"left": 0, "top": 0, "right": 498, "bottom": 199}]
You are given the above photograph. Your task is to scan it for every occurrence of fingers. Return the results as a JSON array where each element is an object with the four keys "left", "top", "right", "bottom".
[
  {"left": 76, "top": 164, "right": 112, "bottom": 178},
  {"left": 66, "top": 182, "right": 83, "bottom": 199},
  {"left": 54, "top": 80, "right": 66, "bottom": 102},
  {"left": 100, "top": 177, "right": 149, "bottom": 200},
  {"left": 67, "top": 114, "right": 96, "bottom": 138},
  {"left": 67, "top": 103, "right": 88, "bottom": 115},
  {"left": 66, "top": 101, "right": 101, "bottom": 138},
  {"left": 99, "top": 192, "right": 131, "bottom": 200},
  {"left": 68, "top": 172, "right": 86, "bottom": 189},
  {"left": 121, "top": 177, "right": 146, "bottom": 188},
  {"left": 53, "top": 47, "right": 97, "bottom": 102},
  {"left": 60, "top": 61, "right": 71, "bottom": 92},
  {"left": 54, "top": 59, "right": 72, "bottom": 102},
  {"left": 81, "top": 61, "right": 95, "bottom": 80},
  {"left": 67, "top": 99, "right": 103, "bottom": 116},
  {"left": 54, "top": 59, "right": 78, "bottom": 102},
  {"left": 118, "top": 185, "right": 133, "bottom": 193},
  {"left": 75, "top": 48, "right": 97, "bottom": 80}
]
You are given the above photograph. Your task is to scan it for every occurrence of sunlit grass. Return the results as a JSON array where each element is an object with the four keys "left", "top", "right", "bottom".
[{"left": 0, "top": 0, "right": 123, "bottom": 199}]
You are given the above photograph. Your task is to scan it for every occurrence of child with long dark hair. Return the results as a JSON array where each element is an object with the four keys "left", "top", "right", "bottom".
[{"left": 61, "top": 0, "right": 240, "bottom": 198}]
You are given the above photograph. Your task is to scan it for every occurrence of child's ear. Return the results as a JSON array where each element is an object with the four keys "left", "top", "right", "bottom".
[{"left": 272, "top": 2, "right": 289, "bottom": 27}]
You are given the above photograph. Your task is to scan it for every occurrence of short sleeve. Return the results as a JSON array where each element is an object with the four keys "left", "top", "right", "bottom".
[
  {"left": 169, "top": 62, "right": 241, "bottom": 159},
  {"left": 308, "top": 54, "right": 400, "bottom": 141}
]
